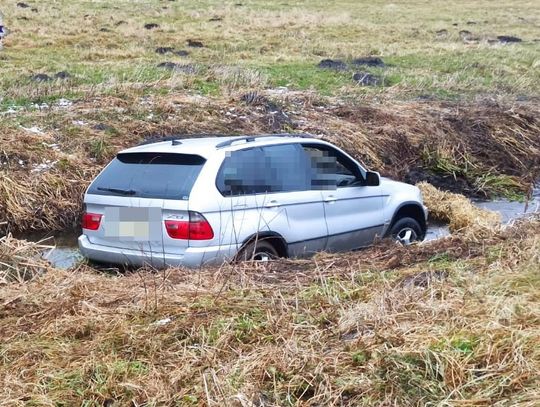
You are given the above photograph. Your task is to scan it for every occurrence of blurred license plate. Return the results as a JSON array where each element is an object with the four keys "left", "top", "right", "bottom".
[{"left": 104, "top": 207, "right": 162, "bottom": 241}]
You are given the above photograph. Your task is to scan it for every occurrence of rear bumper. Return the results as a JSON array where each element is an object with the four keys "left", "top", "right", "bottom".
[{"left": 78, "top": 235, "right": 235, "bottom": 268}]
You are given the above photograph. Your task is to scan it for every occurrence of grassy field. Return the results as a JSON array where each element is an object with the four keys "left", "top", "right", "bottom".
[
  {"left": 1, "top": 0, "right": 540, "bottom": 100},
  {"left": 1, "top": 0, "right": 540, "bottom": 405}
]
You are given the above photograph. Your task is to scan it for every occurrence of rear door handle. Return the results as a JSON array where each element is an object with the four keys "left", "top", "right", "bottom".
[
  {"left": 324, "top": 195, "right": 337, "bottom": 203},
  {"left": 264, "top": 200, "right": 280, "bottom": 208}
]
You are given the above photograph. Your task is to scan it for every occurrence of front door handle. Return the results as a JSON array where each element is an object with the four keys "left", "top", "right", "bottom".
[
  {"left": 324, "top": 195, "right": 337, "bottom": 203},
  {"left": 264, "top": 200, "right": 280, "bottom": 208}
]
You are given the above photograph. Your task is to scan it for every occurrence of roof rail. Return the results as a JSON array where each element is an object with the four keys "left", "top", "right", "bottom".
[
  {"left": 137, "top": 136, "right": 183, "bottom": 146},
  {"left": 215, "top": 133, "right": 313, "bottom": 149},
  {"left": 139, "top": 133, "right": 237, "bottom": 147}
]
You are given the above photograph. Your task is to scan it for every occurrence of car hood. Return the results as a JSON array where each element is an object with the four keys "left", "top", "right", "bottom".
[{"left": 379, "top": 177, "right": 422, "bottom": 199}]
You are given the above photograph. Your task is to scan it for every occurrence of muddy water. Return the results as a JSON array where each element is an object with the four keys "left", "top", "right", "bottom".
[
  {"left": 24, "top": 185, "right": 540, "bottom": 269},
  {"left": 475, "top": 190, "right": 540, "bottom": 224}
]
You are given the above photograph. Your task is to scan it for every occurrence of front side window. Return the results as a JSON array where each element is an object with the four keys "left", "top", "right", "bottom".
[{"left": 302, "top": 144, "right": 363, "bottom": 189}]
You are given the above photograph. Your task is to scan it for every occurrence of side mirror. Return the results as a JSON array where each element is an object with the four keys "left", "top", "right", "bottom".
[{"left": 365, "top": 171, "right": 380, "bottom": 186}]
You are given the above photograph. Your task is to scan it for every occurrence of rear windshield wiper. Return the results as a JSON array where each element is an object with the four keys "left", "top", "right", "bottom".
[{"left": 97, "top": 187, "right": 137, "bottom": 196}]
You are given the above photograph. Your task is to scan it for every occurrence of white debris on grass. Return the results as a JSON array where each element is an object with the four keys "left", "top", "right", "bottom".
[
  {"left": 31, "top": 160, "right": 58, "bottom": 173},
  {"left": 72, "top": 120, "right": 87, "bottom": 126},
  {"left": 42, "top": 142, "right": 60, "bottom": 151},
  {"left": 21, "top": 126, "right": 45, "bottom": 135},
  {"left": 0, "top": 106, "right": 23, "bottom": 115},
  {"left": 139, "top": 96, "right": 154, "bottom": 106},
  {"left": 152, "top": 317, "right": 172, "bottom": 326},
  {"left": 56, "top": 98, "right": 73, "bottom": 108},
  {"left": 32, "top": 102, "right": 50, "bottom": 110}
]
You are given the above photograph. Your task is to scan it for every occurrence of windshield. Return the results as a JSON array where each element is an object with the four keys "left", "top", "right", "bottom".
[{"left": 88, "top": 152, "right": 206, "bottom": 200}]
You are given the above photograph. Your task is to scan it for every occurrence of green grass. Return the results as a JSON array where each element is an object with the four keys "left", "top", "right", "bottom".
[{"left": 1, "top": 0, "right": 539, "bottom": 100}]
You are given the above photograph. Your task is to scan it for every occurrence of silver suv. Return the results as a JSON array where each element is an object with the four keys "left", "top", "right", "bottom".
[{"left": 79, "top": 134, "right": 428, "bottom": 268}]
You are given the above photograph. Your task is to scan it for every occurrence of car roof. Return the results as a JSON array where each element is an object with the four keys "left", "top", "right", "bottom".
[{"left": 119, "top": 134, "right": 325, "bottom": 159}]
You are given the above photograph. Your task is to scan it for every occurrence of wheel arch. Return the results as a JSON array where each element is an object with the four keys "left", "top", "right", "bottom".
[
  {"left": 239, "top": 231, "right": 288, "bottom": 258},
  {"left": 387, "top": 202, "right": 427, "bottom": 238}
]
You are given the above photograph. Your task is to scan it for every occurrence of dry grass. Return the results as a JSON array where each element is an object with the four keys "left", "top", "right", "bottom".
[
  {"left": 418, "top": 182, "right": 500, "bottom": 232},
  {"left": 0, "top": 92, "right": 538, "bottom": 234},
  {"left": 0, "top": 234, "right": 51, "bottom": 283},
  {"left": 0, "top": 218, "right": 538, "bottom": 405}
]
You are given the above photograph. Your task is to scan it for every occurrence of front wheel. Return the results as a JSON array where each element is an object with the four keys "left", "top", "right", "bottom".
[
  {"left": 236, "top": 240, "right": 279, "bottom": 262},
  {"left": 389, "top": 217, "right": 423, "bottom": 245}
]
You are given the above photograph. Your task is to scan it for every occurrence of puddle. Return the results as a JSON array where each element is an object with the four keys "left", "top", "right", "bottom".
[
  {"left": 43, "top": 245, "right": 84, "bottom": 269},
  {"left": 16, "top": 231, "right": 82, "bottom": 270},
  {"left": 474, "top": 185, "right": 540, "bottom": 224},
  {"left": 424, "top": 222, "right": 451, "bottom": 242},
  {"left": 15, "top": 183, "right": 540, "bottom": 269}
]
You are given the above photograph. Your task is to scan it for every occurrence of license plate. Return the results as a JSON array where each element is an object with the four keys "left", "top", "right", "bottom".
[{"left": 104, "top": 207, "right": 162, "bottom": 241}]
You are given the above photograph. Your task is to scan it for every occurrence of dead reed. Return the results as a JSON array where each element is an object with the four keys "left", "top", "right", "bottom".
[{"left": 0, "top": 217, "right": 538, "bottom": 405}]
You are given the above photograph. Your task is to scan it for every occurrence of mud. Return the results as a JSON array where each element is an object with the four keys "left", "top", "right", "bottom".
[
  {"left": 317, "top": 59, "right": 348, "bottom": 71},
  {"left": 187, "top": 39, "right": 204, "bottom": 48},
  {"left": 404, "top": 168, "right": 478, "bottom": 197},
  {"left": 156, "top": 62, "right": 197, "bottom": 73},
  {"left": 30, "top": 72, "right": 71, "bottom": 82},
  {"left": 352, "top": 72, "right": 381, "bottom": 86},
  {"left": 155, "top": 47, "right": 174, "bottom": 54},
  {"left": 30, "top": 74, "right": 52, "bottom": 82},
  {"left": 351, "top": 57, "right": 385, "bottom": 67},
  {"left": 497, "top": 35, "right": 522, "bottom": 43},
  {"left": 54, "top": 71, "right": 71, "bottom": 79}
]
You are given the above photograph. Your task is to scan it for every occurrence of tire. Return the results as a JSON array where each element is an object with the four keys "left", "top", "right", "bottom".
[
  {"left": 236, "top": 239, "right": 279, "bottom": 262},
  {"left": 389, "top": 217, "right": 423, "bottom": 245}
]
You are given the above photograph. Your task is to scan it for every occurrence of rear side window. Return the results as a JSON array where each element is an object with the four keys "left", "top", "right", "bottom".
[
  {"left": 88, "top": 152, "right": 206, "bottom": 200},
  {"left": 216, "top": 144, "right": 311, "bottom": 196}
]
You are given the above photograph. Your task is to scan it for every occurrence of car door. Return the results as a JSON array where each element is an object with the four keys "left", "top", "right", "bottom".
[
  {"left": 302, "top": 143, "right": 385, "bottom": 252},
  {"left": 214, "top": 143, "right": 328, "bottom": 258}
]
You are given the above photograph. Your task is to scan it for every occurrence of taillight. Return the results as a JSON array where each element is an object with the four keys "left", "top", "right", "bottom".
[
  {"left": 165, "top": 211, "right": 214, "bottom": 240},
  {"left": 188, "top": 212, "right": 214, "bottom": 240},
  {"left": 82, "top": 212, "right": 102, "bottom": 230}
]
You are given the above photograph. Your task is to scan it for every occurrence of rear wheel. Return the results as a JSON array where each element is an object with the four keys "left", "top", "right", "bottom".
[
  {"left": 236, "top": 240, "right": 279, "bottom": 262},
  {"left": 389, "top": 217, "right": 423, "bottom": 245}
]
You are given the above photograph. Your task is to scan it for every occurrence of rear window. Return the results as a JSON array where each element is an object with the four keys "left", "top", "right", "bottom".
[{"left": 88, "top": 152, "right": 206, "bottom": 200}]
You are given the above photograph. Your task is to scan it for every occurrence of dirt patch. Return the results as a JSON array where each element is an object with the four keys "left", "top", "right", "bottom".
[
  {"left": 497, "top": 35, "right": 522, "bottom": 43},
  {"left": 155, "top": 47, "right": 174, "bottom": 54},
  {"left": 351, "top": 57, "right": 385, "bottom": 67},
  {"left": 317, "top": 59, "right": 348, "bottom": 71},
  {"left": 156, "top": 62, "right": 198, "bottom": 74},
  {"left": 187, "top": 39, "right": 204, "bottom": 48},
  {"left": 352, "top": 72, "right": 381, "bottom": 86}
]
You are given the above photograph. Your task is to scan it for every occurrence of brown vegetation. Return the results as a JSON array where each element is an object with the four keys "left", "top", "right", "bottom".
[
  {"left": 0, "top": 217, "right": 538, "bottom": 405},
  {"left": 1, "top": 95, "right": 539, "bottom": 235}
]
